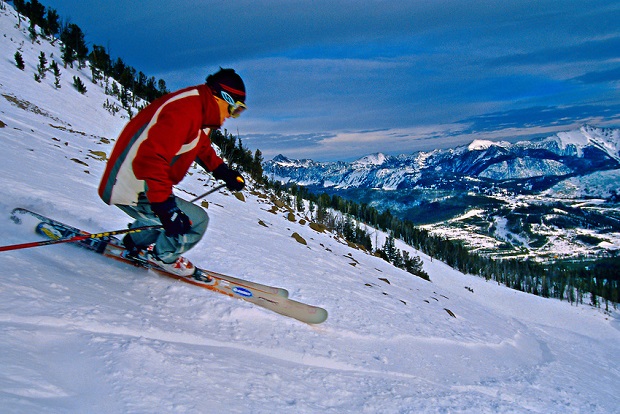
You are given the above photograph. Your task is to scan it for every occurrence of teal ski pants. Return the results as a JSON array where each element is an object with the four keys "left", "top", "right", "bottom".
[{"left": 117, "top": 193, "right": 209, "bottom": 263}]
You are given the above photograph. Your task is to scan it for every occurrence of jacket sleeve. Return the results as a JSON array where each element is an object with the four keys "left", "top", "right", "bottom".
[
  {"left": 132, "top": 101, "right": 198, "bottom": 203},
  {"left": 195, "top": 129, "right": 224, "bottom": 172}
]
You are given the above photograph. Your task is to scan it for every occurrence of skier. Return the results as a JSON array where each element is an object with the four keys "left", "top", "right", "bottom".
[{"left": 98, "top": 68, "right": 247, "bottom": 276}]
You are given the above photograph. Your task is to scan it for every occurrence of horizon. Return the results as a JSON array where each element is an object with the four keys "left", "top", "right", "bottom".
[{"left": 267, "top": 123, "right": 617, "bottom": 162}]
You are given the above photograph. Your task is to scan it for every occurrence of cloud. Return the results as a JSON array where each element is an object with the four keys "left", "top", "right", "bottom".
[
  {"left": 247, "top": 125, "right": 468, "bottom": 161},
  {"left": 573, "top": 66, "right": 620, "bottom": 84},
  {"left": 487, "top": 36, "right": 620, "bottom": 68},
  {"left": 460, "top": 103, "right": 620, "bottom": 132}
]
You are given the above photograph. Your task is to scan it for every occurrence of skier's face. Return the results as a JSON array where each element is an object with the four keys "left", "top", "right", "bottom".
[
  {"left": 215, "top": 96, "right": 232, "bottom": 124},
  {"left": 214, "top": 92, "right": 246, "bottom": 124}
]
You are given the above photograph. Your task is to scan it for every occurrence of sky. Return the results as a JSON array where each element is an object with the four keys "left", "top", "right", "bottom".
[{"left": 38, "top": 0, "right": 620, "bottom": 161}]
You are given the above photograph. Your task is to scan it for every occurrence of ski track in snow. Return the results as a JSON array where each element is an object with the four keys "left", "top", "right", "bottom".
[{"left": 1, "top": 5, "right": 619, "bottom": 413}]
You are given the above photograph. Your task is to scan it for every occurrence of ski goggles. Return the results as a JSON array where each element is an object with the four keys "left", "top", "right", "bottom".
[{"left": 220, "top": 91, "right": 247, "bottom": 118}]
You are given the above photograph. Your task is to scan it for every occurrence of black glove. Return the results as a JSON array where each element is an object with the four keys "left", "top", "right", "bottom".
[
  {"left": 151, "top": 196, "right": 192, "bottom": 237},
  {"left": 213, "top": 163, "right": 245, "bottom": 192}
]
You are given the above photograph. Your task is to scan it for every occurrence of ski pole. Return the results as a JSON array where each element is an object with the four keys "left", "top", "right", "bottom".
[
  {"left": 0, "top": 225, "right": 162, "bottom": 252},
  {"left": 2, "top": 184, "right": 229, "bottom": 253},
  {"left": 190, "top": 183, "right": 227, "bottom": 203}
]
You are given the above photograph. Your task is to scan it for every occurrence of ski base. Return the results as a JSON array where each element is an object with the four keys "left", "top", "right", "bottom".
[{"left": 10, "top": 208, "right": 328, "bottom": 325}]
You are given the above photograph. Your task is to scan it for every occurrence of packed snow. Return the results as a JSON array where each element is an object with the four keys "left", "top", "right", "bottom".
[{"left": 1, "top": 5, "right": 619, "bottom": 413}]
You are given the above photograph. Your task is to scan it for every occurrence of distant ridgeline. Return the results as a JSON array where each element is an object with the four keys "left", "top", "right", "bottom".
[{"left": 264, "top": 126, "right": 620, "bottom": 198}]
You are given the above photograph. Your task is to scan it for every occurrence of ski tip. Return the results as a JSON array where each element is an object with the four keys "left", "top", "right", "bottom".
[
  {"left": 9, "top": 208, "right": 25, "bottom": 224},
  {"left": 307, "top": 308, "right": 328, "bottom": 324}
]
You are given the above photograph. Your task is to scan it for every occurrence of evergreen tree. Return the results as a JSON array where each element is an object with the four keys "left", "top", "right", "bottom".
[
  {"left": 119, "top": 85, "right": 130, "bottom": 109},
  {"left": 89, "top": 45, "right": 112, "bottom": 77},
  {"left": 13, "top": 0, "right": 25, "bottom": 27},
  {"left": 392, "top": 249, "right": 405, "bottom": 269},
  {"left": 111, "top": 57, "right": 126, "bottom": 81},
  {"left": 296, "top": 194, "right": 304, "bottom": 213},
  {"left": 158, "top": 79, "right": 169, "bottom": 96},
  {"left": 251, "top": 149, "right": 264, "bottom": 183},
  {"left": 403, "top": 252, "right": 430, "bottom": 281},
  {"left": 72, "top": 76, "right": 87, "bottom": 94},
  {"left": 44, "top": 8, "right": 60, "bottom": 40},
  {"left": 13, "top": 0, "right": 26, "bottom": 14},
  {"left": 145, "top": 76, "right": 158, "bottom": 101},
  {"left": 60, "top": 23, "right": 87, "bottom": 68},
  {"left": 118, "top": 66, "right": 135, "bottom": 91},
  {"left": 28, "top": 20, "right": 37, "bottom": 43},
  {"left": 71, "top": 25, "right": 88, "bottom": 67},
  {"left": 14, "top": 51, "right": 25, "bottom": 70},
  {"left": 110, "top": 81, "right": 120, "bottom": 98},
  {"left": 61, "top": 43, "right": 75, "bottom": 68},
  {"left": 90, "top": 64, "right": 101, "bottom": 84},
  {"left": 27, "top": 0, "right": 46, "bottom": 28},
  {"left": 135, "top": 71, "right": 147, "bottom": 98},
  {"left": 381, "top": 234, "right": 399, "bottom": 265},
  {"left": 36, "top": 51, "right": 47, "bottom": 79},
  {"left": 50, "top": 59, "right": 61, "bottom": 88}
]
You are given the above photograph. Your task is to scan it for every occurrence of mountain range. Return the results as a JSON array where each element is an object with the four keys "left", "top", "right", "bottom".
[
  {"left": 265, "top": 125, "right": 620, "bottom": 194},
  {"left": 264, "top": 126, "right": 620, "bottom": 261}
]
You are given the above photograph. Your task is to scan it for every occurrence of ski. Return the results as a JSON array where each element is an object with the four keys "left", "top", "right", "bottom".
[
  {"left": 9, "top": 208, "right": 328, "bottom": 325},
  {"left": 10, "top": 208, "right": 289, "bottom": 297}
]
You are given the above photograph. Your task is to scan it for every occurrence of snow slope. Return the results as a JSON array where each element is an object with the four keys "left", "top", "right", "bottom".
[{"left": 1, "top": 5, "right": 619, "bottom": 413}]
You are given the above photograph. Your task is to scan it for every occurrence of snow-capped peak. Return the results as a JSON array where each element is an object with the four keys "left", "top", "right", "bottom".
[
  {"left": 272, "top": 154, "right": 292, "bottom": 163},
  {"left": 353, "top": 152, "right": 388, "bottom": 166},
  {"left": 468, "top": 139, "right": 508, "bottom": 151},
  {"left": 554, "top": 124, "right": 620, "bottom": 161}
]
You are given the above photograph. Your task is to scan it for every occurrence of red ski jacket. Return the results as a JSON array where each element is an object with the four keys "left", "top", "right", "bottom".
[{"left": 99, "top": 84, "right": 225, "bottom": 205}]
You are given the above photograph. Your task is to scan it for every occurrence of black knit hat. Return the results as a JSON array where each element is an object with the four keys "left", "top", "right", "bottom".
[{"left": 206, "top": 68, "right": 246, "bottom": 103}]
